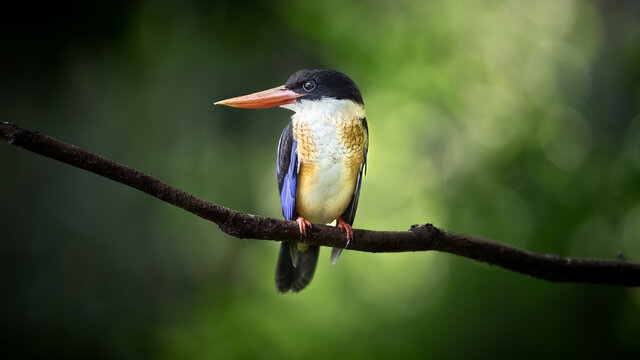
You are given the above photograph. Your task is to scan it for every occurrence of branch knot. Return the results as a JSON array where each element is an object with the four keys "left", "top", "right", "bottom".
[{"left": 409, "top": 223, "right": 444, "bottom": 250}]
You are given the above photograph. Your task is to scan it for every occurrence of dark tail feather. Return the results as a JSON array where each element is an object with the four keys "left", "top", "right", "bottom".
[
  {"left": 275, "top": 242, "right": 319, "bottom": 293},
  {"left": 275, "top": 242, "right": 295, "bottom": 292},
  {"left": 291, "top": 245, "right": 319, "bottom": 292}
]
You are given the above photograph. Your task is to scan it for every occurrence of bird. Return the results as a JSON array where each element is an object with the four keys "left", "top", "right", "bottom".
[{"left": 215, "top": 69, "right": 368, "bottom": 292}]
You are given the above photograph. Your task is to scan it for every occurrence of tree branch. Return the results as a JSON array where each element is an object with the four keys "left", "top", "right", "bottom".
[{"left": 2, "top": 121, "right": 639, "bottom": 287}]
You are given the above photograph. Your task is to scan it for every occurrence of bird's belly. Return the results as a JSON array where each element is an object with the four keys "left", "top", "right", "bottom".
[{"left": 296, "top": 161, "right": 357, "bottom": 224}]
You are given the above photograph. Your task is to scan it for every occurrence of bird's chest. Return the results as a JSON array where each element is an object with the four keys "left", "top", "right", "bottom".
[{"left": 292, "top": 116, "right": 365, "bottom": 223}]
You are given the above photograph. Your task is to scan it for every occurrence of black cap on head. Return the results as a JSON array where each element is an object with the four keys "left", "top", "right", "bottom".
[{"left": 285, "top": 69, "right": 364, "bottom": 105}]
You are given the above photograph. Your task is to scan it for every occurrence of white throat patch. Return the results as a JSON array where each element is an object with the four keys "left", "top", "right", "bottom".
[{"left": 281, "top": 98, "right": 365, "bottom": 121}]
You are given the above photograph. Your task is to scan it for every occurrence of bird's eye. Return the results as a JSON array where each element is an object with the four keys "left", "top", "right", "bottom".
[{"left": 302, "top": 81, "right": 316, "bottom": 92}]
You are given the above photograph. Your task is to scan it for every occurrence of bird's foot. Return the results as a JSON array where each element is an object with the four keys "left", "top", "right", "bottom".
[
  {"left": 336, "top": 216, "right": 353, "bottom": 248},
  {"left": 296, "top": 216, "right": 312, "bottom": 241}
]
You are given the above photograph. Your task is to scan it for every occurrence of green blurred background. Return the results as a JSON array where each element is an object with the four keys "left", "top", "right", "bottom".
[{"left": 2, "top": 0, "right": 640, "bottom": 358}]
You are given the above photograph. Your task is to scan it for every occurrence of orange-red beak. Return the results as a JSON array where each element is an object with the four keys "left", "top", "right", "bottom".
[{"left": 214, "top": 86, "right": 304, "bottom": 109}]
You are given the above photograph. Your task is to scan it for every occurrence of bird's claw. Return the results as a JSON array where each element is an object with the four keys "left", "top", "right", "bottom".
[
  {"left": 296, "top": 216, "right": 312, "bottom": 242},
  {"left": 336, "top": 217, "right": 353, "bottom": 249}
]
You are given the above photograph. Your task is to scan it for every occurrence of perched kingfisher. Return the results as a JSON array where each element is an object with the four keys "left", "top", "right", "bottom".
[{"left": 215, "top": 69, "right": 368, "bottom": 292}]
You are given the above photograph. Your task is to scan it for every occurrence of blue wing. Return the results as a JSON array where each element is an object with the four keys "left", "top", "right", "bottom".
[
  {"left": 276, "top": 122, "right": 319, "bottom": 292},
  {"left": 276, "top": 122, "right": 297, "bottom": 221}
]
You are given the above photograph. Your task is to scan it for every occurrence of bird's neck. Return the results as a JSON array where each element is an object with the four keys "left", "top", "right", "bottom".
[{"left": 283, "top": 98, "right": 365, "bottom": 124}]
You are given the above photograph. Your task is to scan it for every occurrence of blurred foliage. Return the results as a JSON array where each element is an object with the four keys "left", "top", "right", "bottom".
[{"left": 1, "top": 0, "right": 640, "bottom": 359}]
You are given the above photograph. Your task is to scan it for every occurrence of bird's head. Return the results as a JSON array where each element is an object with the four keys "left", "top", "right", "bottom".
[{"left": 215, "top": 69, "right": 364, "bottom": 115}]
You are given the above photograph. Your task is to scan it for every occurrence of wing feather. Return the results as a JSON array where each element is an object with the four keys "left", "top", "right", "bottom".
[
  {"left": 277, "top": 122, "right": 297, "bottom": 221},
  {"left": 339, "top": 117, "right": 368, "bottom": 225},
  {"left": 332, "top": 118, "right": 368, "bottom": 264}
]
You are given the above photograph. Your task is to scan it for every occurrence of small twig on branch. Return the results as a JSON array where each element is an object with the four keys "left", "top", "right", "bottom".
[{"left": 2, "top": 121, "right": 639, "bottom": 287}]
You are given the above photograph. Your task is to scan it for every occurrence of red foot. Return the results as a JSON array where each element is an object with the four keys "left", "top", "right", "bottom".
[
  {"left": 336, "top": 216, "right": 353, "bottom": 248},
  {"left": 296, "top": 216, "right": 312, "bottom": 239}
]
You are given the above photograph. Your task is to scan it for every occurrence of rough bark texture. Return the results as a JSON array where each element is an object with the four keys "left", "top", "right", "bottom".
[{"left": 2, "top": 121, "right": 639, "bottom": 286}]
